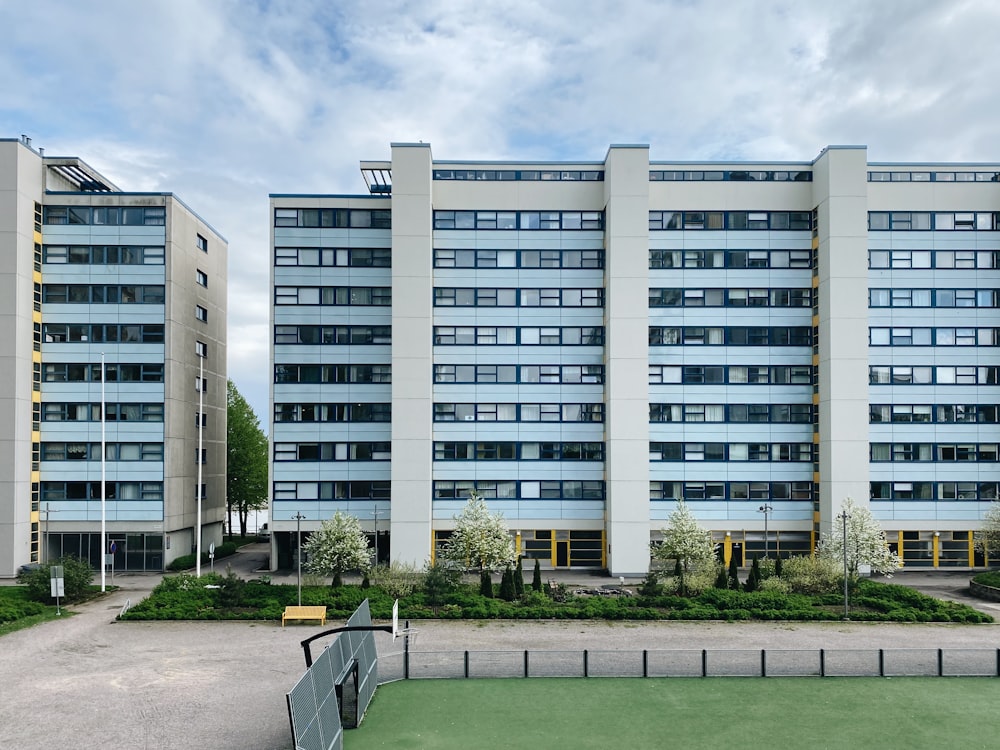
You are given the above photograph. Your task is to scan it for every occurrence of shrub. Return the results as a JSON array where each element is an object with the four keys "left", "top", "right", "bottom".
[
  {"left": 166, "top": 542, "right": 238, "bottom": 572},
  {"left": 639, "top": 571, "right": 663, "bottom": 597},
  {"left": 424, "top": 561, "right": 462, "bottom": 605},
  {"left": 972, "top": 570, "right": 1000, "bottom": 589},
  {"left": 781, "top": 555, "right": 841, "bottom": 594},
  {"left": 514, "top": 557, "right": 525, "bottom": 597},
  {"left": 759, "top": 576, "right": 792, "bottom": 594},
  {"left": 18, "top": 556, "right": 95, "bottom": 603},
  {"left": 369, "top": 562, "right": 423, "bottom": 599},
  {"left": 727, "top": 555, "right": 740, "bottom": 590},
  {"left": 531, "top": 559, "right": 542, "bottom": 592},
  {"left": 498, "top": 566, "right": 516, "bottom": 601},
  {"left": 479, "top": 570, "right": 494, "bottom": 598}
]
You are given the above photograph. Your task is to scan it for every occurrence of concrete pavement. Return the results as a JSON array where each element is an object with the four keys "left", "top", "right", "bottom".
[{"left": 2, "top": 546, "right": 999, "bottom": 749}]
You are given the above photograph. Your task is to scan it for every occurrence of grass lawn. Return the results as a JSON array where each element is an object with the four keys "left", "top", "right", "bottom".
[{"left": 348, "top": 677, "right": 1000, "bottom": 749}]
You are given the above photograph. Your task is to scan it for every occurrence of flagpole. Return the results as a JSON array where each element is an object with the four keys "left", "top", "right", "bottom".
[
  {"left": 196, "top": 355, "right": 204, "bottom": 577},
  {"left": 100, "top": 352, "right": 106, "bottom": 592}
]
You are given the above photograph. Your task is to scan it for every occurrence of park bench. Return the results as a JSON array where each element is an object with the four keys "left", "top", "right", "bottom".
[{"left": 282, "top": 605, "right": 328, "bottom": 627}]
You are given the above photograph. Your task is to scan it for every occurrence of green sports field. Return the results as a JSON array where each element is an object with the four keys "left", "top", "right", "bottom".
[{"left": 347, "top": 677, "right": 1000, "bottom": 749}]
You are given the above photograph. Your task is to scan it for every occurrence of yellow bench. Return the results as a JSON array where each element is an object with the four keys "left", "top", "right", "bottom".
[{"left": 282, "top": 605, "right": 328, "bottom": 627}]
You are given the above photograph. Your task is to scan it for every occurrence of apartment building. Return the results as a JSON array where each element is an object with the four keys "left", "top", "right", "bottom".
[
  {"left": 270, "top": 143, "right": 999, "bottom": 575},
  {"left": 0, "top": 136, "right": 227, "bottom": 576}
]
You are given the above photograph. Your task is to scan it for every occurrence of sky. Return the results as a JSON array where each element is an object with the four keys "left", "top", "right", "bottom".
[{"left": 2, "top": 0, "right": 999, "bottom": 422}]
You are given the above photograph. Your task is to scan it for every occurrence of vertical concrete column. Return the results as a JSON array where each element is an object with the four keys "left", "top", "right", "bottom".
[
  {"left": 603, "top": 145, "right": 651, "bottom": 576},
  {"left": 0, "top": 142, "right": 42, "bottom": 576},
  {"left": 812, "top": 147, "right": 870, "bottom": 537},
  {"left": 390, "top": 143, "right": 434, "bottom": 564}
]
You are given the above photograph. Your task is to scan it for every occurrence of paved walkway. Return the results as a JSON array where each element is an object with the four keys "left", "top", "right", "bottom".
[{"left": 1, "top": 547, "right": 999, "bottom": 749}]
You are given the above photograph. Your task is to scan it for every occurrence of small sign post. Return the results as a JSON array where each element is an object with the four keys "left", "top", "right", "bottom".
[
  {"left": 50, "top": 565, "right": 65, "bottom": 616},
  {"left": 209, "top": 542, "right": 216, "bottom": 573},
  {"left": 107, "top": 541, "right": 117, "bottom": 586}
]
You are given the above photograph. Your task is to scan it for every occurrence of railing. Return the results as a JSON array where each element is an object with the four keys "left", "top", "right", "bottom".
[{"left": 377, "top": 647, "right": 1000, "bottom": 682}]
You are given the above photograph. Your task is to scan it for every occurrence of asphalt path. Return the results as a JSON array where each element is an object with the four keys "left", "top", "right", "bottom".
[{"left": 2, "top": 546, "right": 999, "bottom": 749}]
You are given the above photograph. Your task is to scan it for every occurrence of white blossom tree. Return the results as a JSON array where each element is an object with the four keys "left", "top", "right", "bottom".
[
  {"left": 443, "top": 491, "right": 515, "bottom": 573},
  {"left": 974, "top": 500, "right": 1000, "bottom": 563},
  {"left": 818, "top": 497, "right": 901, "bottom": 577},
  {"left": 303, "top": 511, "right": 371, "bottom": 586},
  {"left": 654, "top": 499, "right": 716, "bottom": 593}
]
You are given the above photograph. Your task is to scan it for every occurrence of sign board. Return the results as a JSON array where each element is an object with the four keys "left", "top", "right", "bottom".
[
  {"left": 109, "top": 541, "right": 117, "bottom": 554},
  {"left": 50, "top": 565, "right": 65, "bottom": 598}
]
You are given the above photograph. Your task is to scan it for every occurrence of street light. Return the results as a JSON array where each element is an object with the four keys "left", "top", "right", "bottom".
[
  {"left": 758, "top": 504, "right": 773, "bottom": 559},
  {"left": 372, "top": 508, "right": 382, "bottom": 566},
  {"left": 294, "top": 512, "right": 305, "bottom": 606},
  {"left": 838, "top": 510, "right": 851, "bottom": 619}
]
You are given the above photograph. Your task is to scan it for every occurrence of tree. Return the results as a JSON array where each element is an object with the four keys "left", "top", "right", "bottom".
[
  {"left": 442, "top": 491, "right": 515, "bottom": 573},
  {"left": 499, "top": 565, "right": 516, "bottom": 601},
  {"left": 975, "top": 500, "right": 1000, "bottom": 564},
  {"left": 654, "top": 499, "right": 716, "bottom": 595},
  {"left": 513, "top": 556, "right": 525, "bottom": 597},
  {"left": 818, "top": 497, "right": 902, "bottom": 577},
  {"left": 532, "top": 558, "right": 543, "bottom": 592},
  {"left": 226, "top": 380, "right": 268, "bottom": 537},
  {"left": 303, "top": 511, "right": 371, "bottom": 586}
]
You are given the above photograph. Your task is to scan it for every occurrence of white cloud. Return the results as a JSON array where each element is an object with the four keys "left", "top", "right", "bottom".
[{"left": 3, "top": 0, "right": 1000, "bottom": 416}]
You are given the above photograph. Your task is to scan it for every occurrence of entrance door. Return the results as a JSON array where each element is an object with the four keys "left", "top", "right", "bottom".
[{"left": 556, "top": 540, "right": 569, "bottom": 567}]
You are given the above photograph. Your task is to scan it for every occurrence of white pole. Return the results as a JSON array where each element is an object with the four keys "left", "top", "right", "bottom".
[
  {"left": 100, "top": 352, "right": 106, "bottom": 592},
  {"left": 196, "top": 356, "right": 204, "bottom": 577}
]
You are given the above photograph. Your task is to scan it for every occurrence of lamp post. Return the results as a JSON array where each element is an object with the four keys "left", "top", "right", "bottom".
[
  {"left": 758, "top": 504, "right": 773, "bottom": 559},
  {"left": 372, "top": 508, "right": 382, "bottom": 566},
  {"left": 838, "top": 510, "right": 851, "bottom": 620},
  {"left": 294, "top": 512, "right": 305, "bottom": 606}
]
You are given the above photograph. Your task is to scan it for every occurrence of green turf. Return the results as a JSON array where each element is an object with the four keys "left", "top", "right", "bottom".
[{"left": 347, "top": 677, "right": 1000, "bottom": 749}]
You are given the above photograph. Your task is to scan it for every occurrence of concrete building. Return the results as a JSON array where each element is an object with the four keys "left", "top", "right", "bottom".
[
  {"left": 0, "top": 136, "right": 227, "bottom": 576},
  {"left": 270, "top": 143, "right": 999, "bottom": 575}
]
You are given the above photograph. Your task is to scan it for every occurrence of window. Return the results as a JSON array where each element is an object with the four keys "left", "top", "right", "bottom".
[
  {"left": 195, "top": 377, "right": 207, "bottom": 393},
  {"left": 195, "top": 341, "right": 207, "bottom": 358},
  {"left": 196, "top": 234, "right": 208, "bottom": 253},
  {"left": 195, "top": 305, "right": 208, "bottom": 323},
  {"left": 196, "top": 270, "right": 208, "bottom": 287}
]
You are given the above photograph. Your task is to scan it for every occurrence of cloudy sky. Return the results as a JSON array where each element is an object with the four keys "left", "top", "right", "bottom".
[{"left": 2, "top": 0, "right": 998, "bottom": 420}]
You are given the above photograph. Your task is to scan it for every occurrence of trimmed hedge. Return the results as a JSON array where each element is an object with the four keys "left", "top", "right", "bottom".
[{"left": 119, "top": 575, "right": 992, "bottom": 624}]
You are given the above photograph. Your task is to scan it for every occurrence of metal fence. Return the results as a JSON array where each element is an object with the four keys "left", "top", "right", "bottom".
[
  {"left": 378, "top": 647, "right": 1000, "bottom": 682},
  {"left": 286, "top": 600, "right": 380, "bottom": 750}
]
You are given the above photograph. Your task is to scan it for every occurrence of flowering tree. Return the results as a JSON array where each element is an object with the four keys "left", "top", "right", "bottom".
[
  {"left": 818, "top": 497, "right": 901, "bottom": 577},
  {"left": 443, "top": 491, "right": 515, "bottom": 573},
  {"left": 303, "top": 511, "right": 371, "bottom": 586},
  {"left": 974, "top": 500, "right": 1000, "bottom": 562},
  {"left": 654, "top": 499, "right": 715, "bottom": 594}
]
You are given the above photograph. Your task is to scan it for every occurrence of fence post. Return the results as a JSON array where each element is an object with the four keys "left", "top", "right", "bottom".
[
  {"left": 761, "top": 649, "right": 767, "bottom": 677},
  {"left": 878, "top": 649, "right": 885, "bottom": 677},
  {"left": 404, "top": 619, "right": 410, "bottom": 680},
  {"left": 643, "top": 649, "right": 648, "bottom": 678},
  {"left": 937, "top": 648, "right": 943, "bottom": 677},
  {"left": 464, "top": 650, "right": 469, "bottom": 679},
  {"left": 584, "top": 649, "right": 589, "bottom": 678},
  {"left": 819, "top": 648, "right": 825, "bottom": 678},
  {"left": 524, "top": 650, "right": 529, "bottom": 678},
  {"left": 701, "top": 649, "right": 708, "bottom": 678}
]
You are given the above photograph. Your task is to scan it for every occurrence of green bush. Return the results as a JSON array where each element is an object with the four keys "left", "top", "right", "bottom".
[
  {"left": 369, "top": 562, "right": 423, "bottom": 599},
  {"left": 0, "top": 600, "right": 45, "bottom": 623},
  {"left": 17, "top": 556, "right": 95, "bottom": 603},
  {"left": 118, "top": 570, "right": 992, "bottom": 624},
  {"left": 166, "top": 542, "right": 238, "bottom": 572},
  {"left": 780, "top": 555, "right": 841, "bottom": 594},
  {"left": 424, "top": 561, "right": 462, "bottom": 605},
  {"left": 972, "top": 570, "right": 1000, "bottom": 588}
]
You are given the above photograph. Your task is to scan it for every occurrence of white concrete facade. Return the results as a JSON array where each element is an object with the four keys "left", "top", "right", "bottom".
[
  {"left": 269, "top": 143, "right": 1000, "bottom": 573},
  {"left": 0, "top": 137, "right": 227, "bottom": 577}
]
